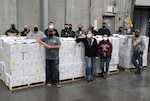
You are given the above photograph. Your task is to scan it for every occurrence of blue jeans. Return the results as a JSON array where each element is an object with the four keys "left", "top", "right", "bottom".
[
  {"left": 46, "top": 59, "right": 59, "bottom": 84},
  {"left": 85, "top": 56, "right": 96, "bottom": 80},
  {"left": 100, "top": 56, "right": 111, "bottom": 74},
  {"left": 132, "top": 51, "right": 143, "bottom": 68}
]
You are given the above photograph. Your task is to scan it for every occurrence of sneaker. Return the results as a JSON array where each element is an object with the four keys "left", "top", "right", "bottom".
[
  {"left": 47, "top": 83, "right": 52, "bottom": 86},
  {"left": 87, "top": 79, "right": 91, "bottom": 82},
  {"left": 90, "top": 78, "right": 94, "bottom": 81},
  {"left": 103, "top": 74, "right": 107, "bottom": 79},
  {"left": 56, "top": 83, "right": 61, "bottom": 88},
  {"left": 138, "top": 67, "right": 143, "bottom": 74}
]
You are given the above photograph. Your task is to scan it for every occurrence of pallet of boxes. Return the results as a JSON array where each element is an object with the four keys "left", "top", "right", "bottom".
[
  {"left": 94, "top": 36, "right": 120, "bottom": 76},
  {"left": 0, "top": 37, "right": 45, "bottom": 91},
  {"left": 59, "top": 38, "right": 86, "bottom": 83},
  {"left": 118, "top": 35, "right": 149, "bottom": 71}
]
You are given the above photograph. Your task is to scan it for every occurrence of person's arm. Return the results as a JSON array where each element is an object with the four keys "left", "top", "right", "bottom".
[
  {"left": 98, "top": 41, "right": 104, "bottom": 56},
  {"left": 44, "top": 29, "right": 48, "bottom": 36},
  {"left": 141, "top": 38, "right": 145, "bottom": 52},
  {"left": 5, "top": 30, "right": 8, "bottom": 35},
  {"left": 94, "top": 39, "right": 99, "bottom": 59},
  {"left": 36, "top": 37, "right": 60, "bottom": 49},
  {"left": 123, "top": 35, "right": 134, "bottom": 44},
  {"left": 40, "top": 31, "right": 46, "bottom": 38},
  {"left": 26, "top": 31, "right": 33, "bottom": 39},
  {"left": 107, "top": 29, "right": 111, "bottom": 36},
  {"left": 54, "top": 29, "right": 59, "bottom": 37},
  {"left": 76, "top": 37, "right": 86, "bottom": 46},
  {"left": 61, "top": 30, "right": 65, "bottom": 37},
  {"left": 106, "top": 42, "right": 113, "bottom": 56}
]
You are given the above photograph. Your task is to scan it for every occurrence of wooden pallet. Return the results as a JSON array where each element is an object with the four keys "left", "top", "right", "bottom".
[
  {"left": 8, "top": 81, "right": 45, "bottom": 91},
  {"left": 108, "top": 69, "right": 119, "bottom": 74},
  {"left": 119, "top": 66, "right": 137, "bottom": 72},
  {"left": 8, "top": 84, "right": 29, "bottom": 91},
  {"left": 60, "top": 76, "right": 85, "bottom": 84},
  {"left": 29, "top": 81, "right": 45, "bottom": 88}
]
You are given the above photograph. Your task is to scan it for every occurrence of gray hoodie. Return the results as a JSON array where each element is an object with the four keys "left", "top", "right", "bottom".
[
  {"left": 126, "top": 35, "right": 145, "bottom": 52},
  {"left": 27, "top": 31, "right": 46, "bottom": 39}
]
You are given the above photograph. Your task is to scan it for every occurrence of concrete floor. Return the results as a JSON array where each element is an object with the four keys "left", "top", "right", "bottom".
[{"left": 0, "top": 53, "right": 150, "bottom": 101}]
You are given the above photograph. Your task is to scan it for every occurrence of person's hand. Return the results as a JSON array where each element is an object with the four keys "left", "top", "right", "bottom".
[
  {"left": 95, "top": 57, "right": 99, "bottom": 60},
  {"left": 103, "top": 52, "right": 106, "bottom": 57},
  {"left": 77, "top": 43, "right": 81, "bottom": 46},
  {"left": 123, "top": 40, "right": 127, "bottom": 44},
  {"left": 36, "top": 38, "right": 43, "bottom": 44}
]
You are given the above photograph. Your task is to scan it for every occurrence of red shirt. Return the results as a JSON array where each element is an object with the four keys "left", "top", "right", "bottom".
[{"left": 98, "top": 40, "right": 112, "bottom": 57}]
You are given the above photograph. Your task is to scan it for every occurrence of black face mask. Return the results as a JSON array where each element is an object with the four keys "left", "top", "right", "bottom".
[
  {"left": 49, "top": 34, "right": 53, "bottom": 38},
  {"left": 24, "top": 29, "right": 28, "bottom": 32},
  {"left": 12, "top": 26, "right": 16, "bottom": 30},
  {"left": 34, "top": 27, "right": 38, "bottom": 32},
  {"left": 103, "top": 26, "right": 106, "bottom": 28},
  {"left": 119, "top": 30, "right": 122, "bottom": 32},
  {"left": 91, "top": 27, "right": 94, "bottom": 30},
  {"left": 78, "top": 27, "right": 82, "bottom": 31},
  {"left": 69, "top": 27, "right": 72, "bottom": 30},
  {"left": 65, "top": 27, "right": 68, "bottom": 30},
  {"left": 135, "top": 34, "right": 139, "bottom": 37}
]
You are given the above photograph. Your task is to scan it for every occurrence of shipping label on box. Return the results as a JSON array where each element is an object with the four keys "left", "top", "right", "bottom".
[
  {"left": 23, "top": 60, "right": 36, "bottom": 68},
  {"left": 28, "top": 74, "right": 45, "bottom": 84},
  {"left": 6, "top": 60, "right": 23, "bottom": 70},
  {"left": 8, "top": 76, "right": 29, "bottom": 87}
]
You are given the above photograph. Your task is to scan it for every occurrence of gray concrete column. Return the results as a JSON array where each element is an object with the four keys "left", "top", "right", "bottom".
[{"left": 42, "top": 0, "right": 49, "bottom": 30}]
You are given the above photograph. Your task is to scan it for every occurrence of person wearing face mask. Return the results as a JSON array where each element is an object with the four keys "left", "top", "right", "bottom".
[
  {"left": 36, "top": 29, "right": 61, "bottom": 88},
  {"left": 44, "top": 22, "right": 59, "bottom": 37},
  {"left": 116, "top": 26, "right": 124, "bottom": 35},
  {"left": 61, "top": 23, "right": 74, "bottom": 38},
  {"left": 89, "top": 24, "right": 97, "bottom": 36},
  {"left": 68, "top": 24, "right": 75, "bottom": 38},
  {"left": 75, "top": 24, "right": 86, "bottom": 38},
  {"left": 98, "top": 34, "right": 112, "bottom": 79},
  {"left": 27, "top": 25, "right": 46, "bottom": 39},
  {"left": 20, "top": 24, "right": 30, "bottom": 36},
  {"left": 97, "top": 22, "right": 111, "bottom": 36},
  {"left": 5, "top": 24, "right": 19, "bottom": 36},
  {"left": 76, "top": 30, "right": 99, "bottom": 82},
  {"left": 123, "top": 29, "right": 145, "bottom": 74}
]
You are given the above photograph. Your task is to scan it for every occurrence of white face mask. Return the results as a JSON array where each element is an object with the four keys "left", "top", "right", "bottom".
[
  {"left": 49, "top": 25, "right": 54, "bottom": 29},
  {"left": 103, "top": 37, "right": 108, "bottom": 41},
  {"left": 87, "top": 34, "right": 93, "bottom": 39}
]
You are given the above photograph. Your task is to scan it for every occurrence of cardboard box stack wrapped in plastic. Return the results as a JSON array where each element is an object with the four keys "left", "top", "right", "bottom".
[
  {"left": 59, "top": 38, "right": 86, "bottom": 80},
  {"left": 118, "top": 35, "right": 149, "bottom": 68},
  {"left": 0, "top": 37, "right": 45, "bottom": 88},
  {"left": 94, "top": 36, "right": 119, "bottom": 74}
]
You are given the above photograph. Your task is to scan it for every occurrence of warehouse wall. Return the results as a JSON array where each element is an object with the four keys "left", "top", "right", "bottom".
[
  {"left": 0, "top": 0, "right": 17, "bottom": 35},
  {"left": 16, "top": 0, "right": 41, "bottom": 32},
  {"left": 66, "top": 0, "right": 90, "bottom": 31},
  {"left": 0, "top": 0, "right": 133, "bottom": 35}
]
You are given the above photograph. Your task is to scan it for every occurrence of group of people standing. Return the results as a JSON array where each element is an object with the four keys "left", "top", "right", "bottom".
[{"left": 4, "top": 22, "right": 145, "bottom": 88}]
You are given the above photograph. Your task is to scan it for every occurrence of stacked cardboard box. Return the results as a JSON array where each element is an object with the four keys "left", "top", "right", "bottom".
[
  {"left": 118, "top": 35, "right": 149, "bottom": 68},
  {"left": 59, "top": 38, "right": 86, "bottom": 80},
  {"left": 0, "top": 37, "right": 45, "bottom": 88}
]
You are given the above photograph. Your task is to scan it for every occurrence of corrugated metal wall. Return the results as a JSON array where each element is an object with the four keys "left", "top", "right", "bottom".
[{"left": 0, "top": 0, "right": 133, "bottom": 35}]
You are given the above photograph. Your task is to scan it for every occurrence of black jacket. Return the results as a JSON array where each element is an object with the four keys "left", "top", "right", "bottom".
[
  {"left": 5, "top": 29, "right": 19, "bottom": 35},
  {"left": 21, "top": 30, "right": 30, "bottom": 36},
  {"left": 97, "top": 28, "right": 111, "bottom": 36},
  {"left": 45, "top": 28, "right": 59, "bottom": 37},
  {"left": 76, "top": 38, "right": 98, "bottom": 57},
  {"left": 61, "top": 29, "right": 75, "bottom": 38}
]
